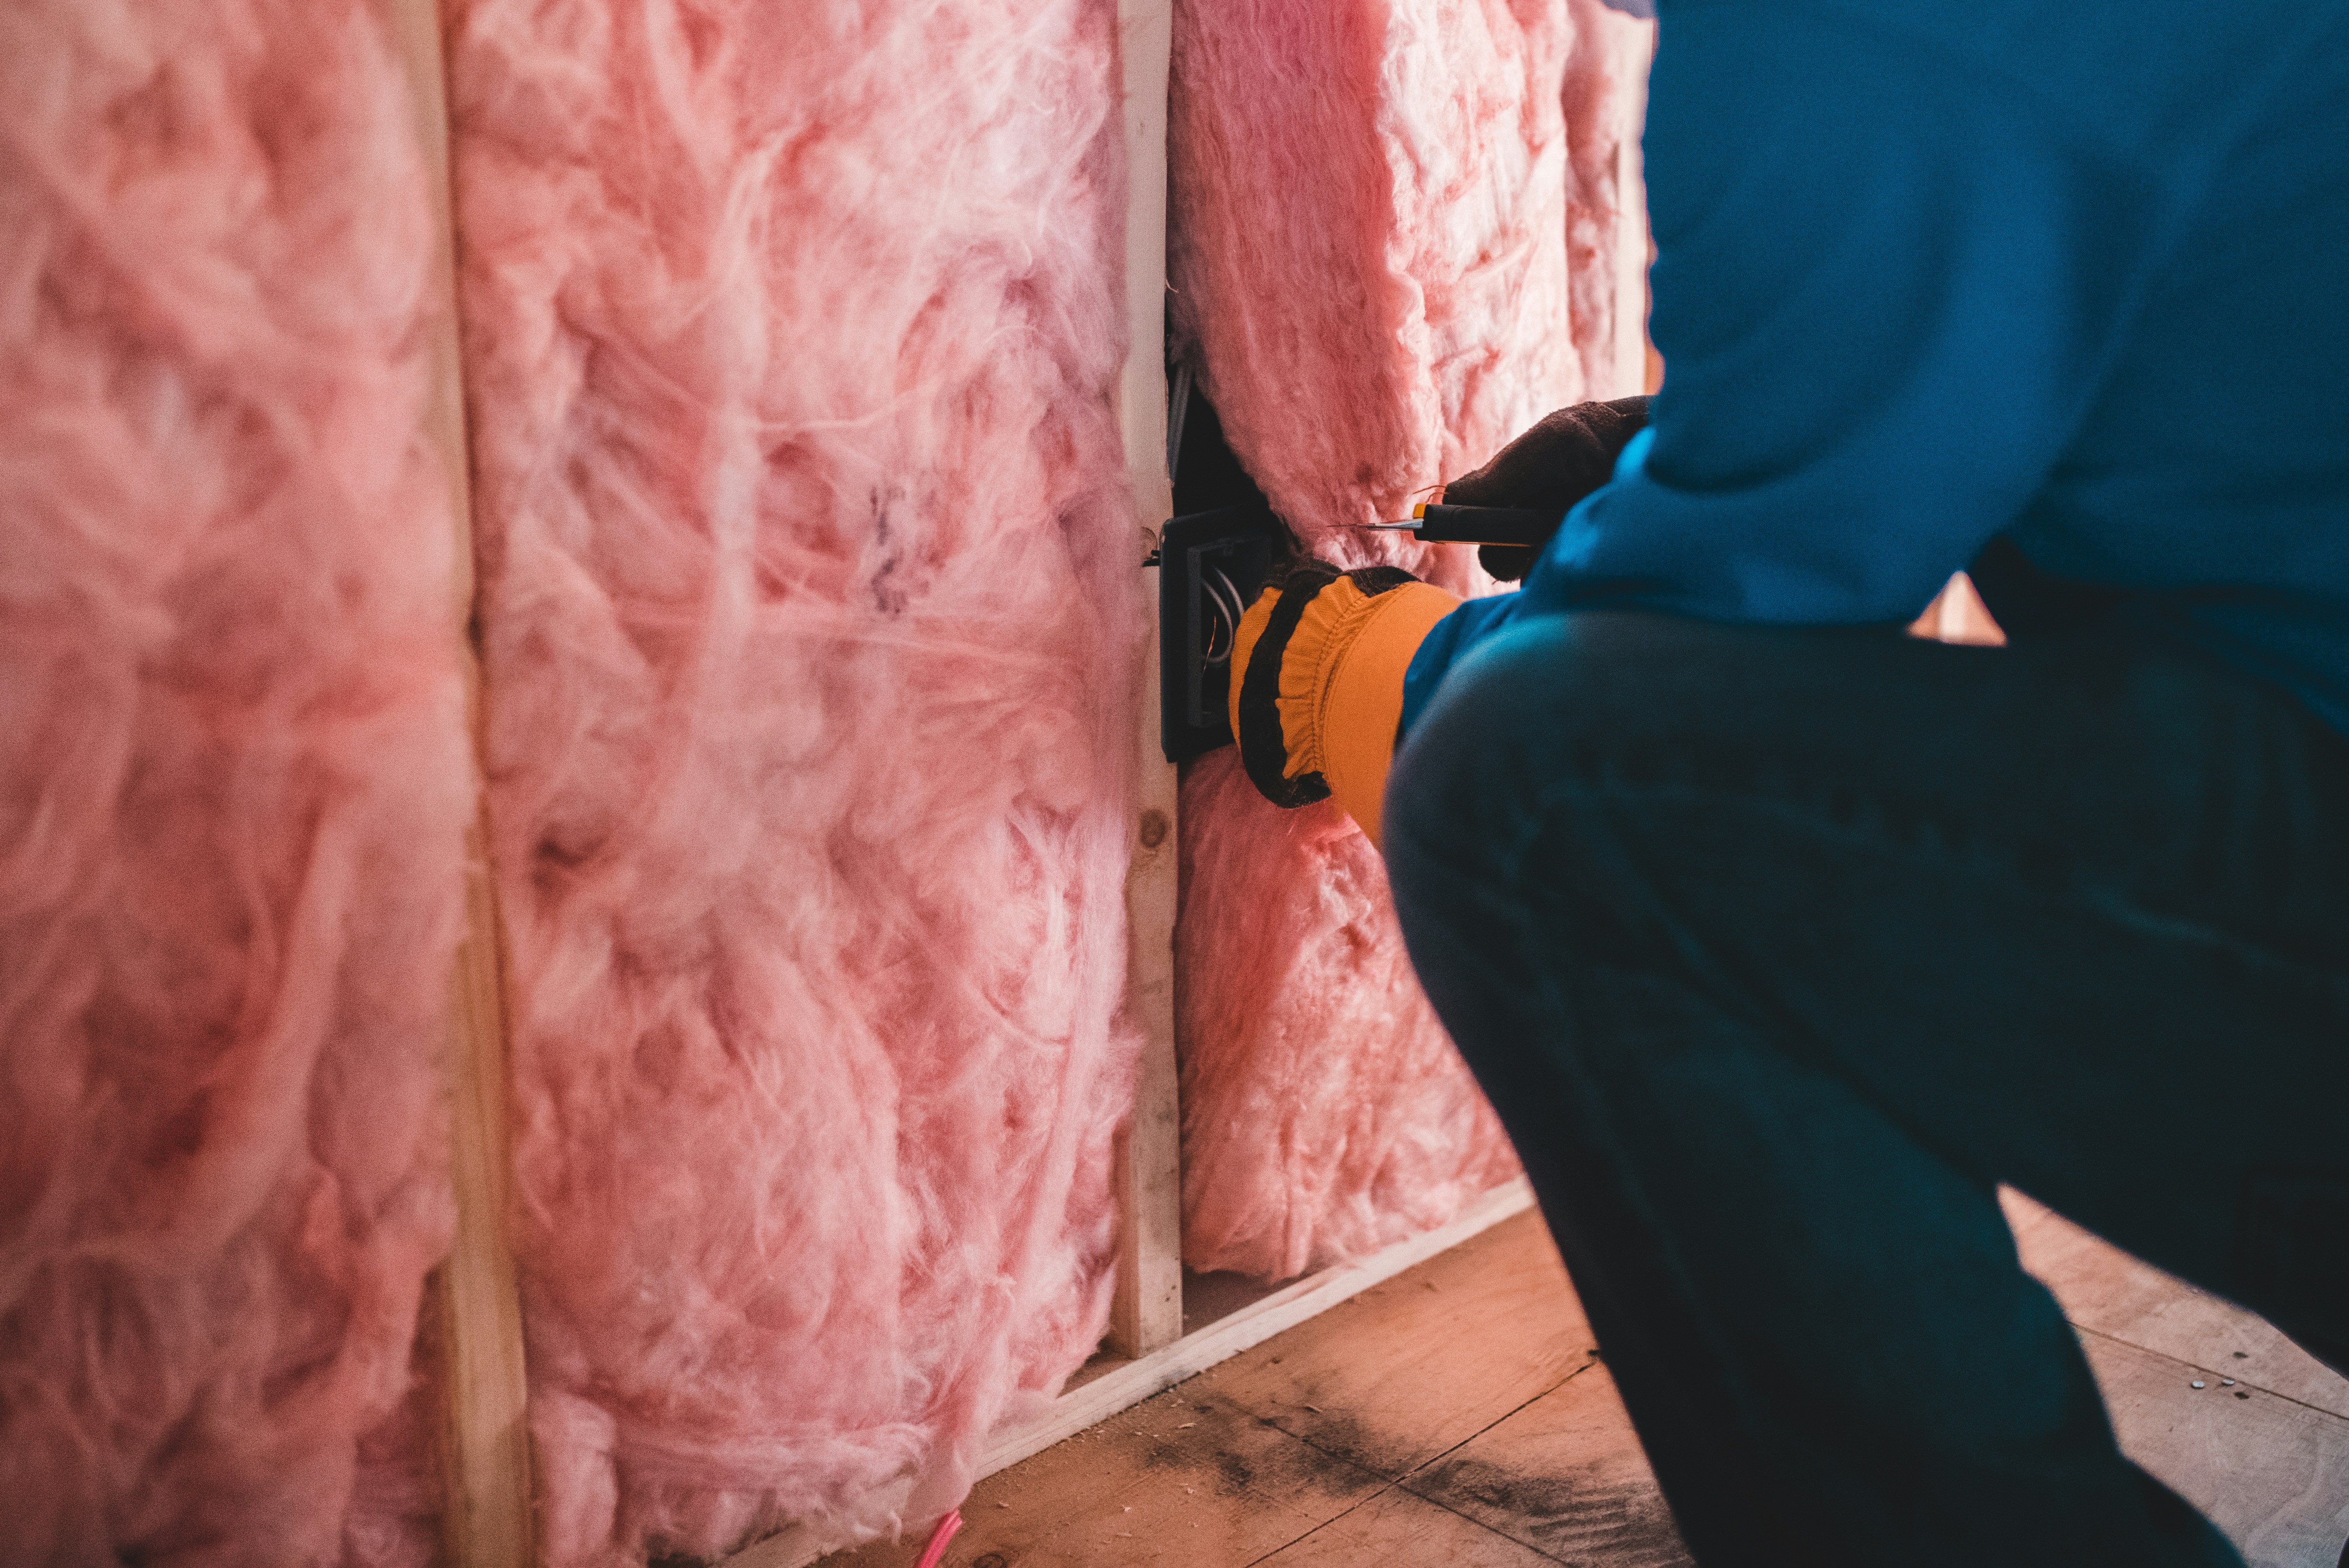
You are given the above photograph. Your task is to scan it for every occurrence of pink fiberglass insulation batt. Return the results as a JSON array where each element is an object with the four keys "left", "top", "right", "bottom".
[
  {"left": 444, "top": 0, "right": 1142, "bottom": 1560},
  {"left": 1176, "top": 757, "right": 1522, "bottom": 1279},
  {"left": 1169, "top": 0, "right": 1651, "bottom": 1278},
  {"left": 0, "top": 3, "right": 472, "bottom": 1565}
]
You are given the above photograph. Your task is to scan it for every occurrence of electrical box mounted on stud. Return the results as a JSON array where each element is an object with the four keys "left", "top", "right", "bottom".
[
  {"left": 1159, "top": 370, "right": 1286, "bottom": 763},
  {"left": 1159, "top": 503, "right": 1280, "bottom": 763}
]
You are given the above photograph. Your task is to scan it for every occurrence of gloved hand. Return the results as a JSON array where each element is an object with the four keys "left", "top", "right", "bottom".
[
  {"left": 1227, "top": 558, "right": 1461, "bottom": 846},
  {"left": 1444, "top": 394, "right": 1651, "bottom": 582},
  {"left": 1220, "top": 395, "right": 1650, "bottom": 841}
]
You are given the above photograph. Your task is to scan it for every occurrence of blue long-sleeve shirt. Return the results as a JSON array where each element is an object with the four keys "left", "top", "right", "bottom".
[{"left": 1403, "top": 0, "right": 2349, "bottom": 738}]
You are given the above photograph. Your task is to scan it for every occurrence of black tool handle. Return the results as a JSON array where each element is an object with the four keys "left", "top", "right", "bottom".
[{"left": 1409, "top": 503, "right": 1559, "bottom": 547}]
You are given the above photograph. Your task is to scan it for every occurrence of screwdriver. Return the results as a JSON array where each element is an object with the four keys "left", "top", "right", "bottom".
[{"left": 1357, "top": 501, "right": 1558, "bottom": 547}]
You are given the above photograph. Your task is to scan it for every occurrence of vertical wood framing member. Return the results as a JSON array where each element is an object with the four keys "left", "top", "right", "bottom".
[
  {"left": 1108, "top": 0, "right": 1185, "bottom": 1361},
  {"left": 386, "top": 1, "right": 536, "bottom": 1564},
  {"left": 1612, "top": 21, "right": 1657, "bottom": 399}
]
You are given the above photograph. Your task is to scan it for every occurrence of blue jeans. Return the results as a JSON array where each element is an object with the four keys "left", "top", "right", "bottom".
[{"left": 1384, "top": 611, "right": 2349, "bottom": 1567}]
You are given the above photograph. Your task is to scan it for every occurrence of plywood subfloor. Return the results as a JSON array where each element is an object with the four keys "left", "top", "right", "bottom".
[{"left": 826, "top": 1200, "right": 2349, "bottom": 1568}]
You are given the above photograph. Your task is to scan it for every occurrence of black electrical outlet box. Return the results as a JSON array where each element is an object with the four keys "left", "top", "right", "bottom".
[
  {"left": 1159, "top": 366, "right": 1286, "bottom": 764},
  {"left": 1159, "top": 504, "right": 1281, "bottom": 763}
]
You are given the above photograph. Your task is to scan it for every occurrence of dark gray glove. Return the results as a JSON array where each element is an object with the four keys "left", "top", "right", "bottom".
[{"left": 1444, "top": 395, "right": 1651, "bottom": 582}]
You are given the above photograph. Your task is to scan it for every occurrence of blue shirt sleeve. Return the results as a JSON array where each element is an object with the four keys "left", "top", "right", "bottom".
[{"left": 1402, "top": 0, "right": 2211, "bottom": 737}]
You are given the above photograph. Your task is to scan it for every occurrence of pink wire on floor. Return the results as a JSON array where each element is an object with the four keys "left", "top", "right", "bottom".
[{"left": 913, "top": 1509, "right": 963, "bottom": 1568}]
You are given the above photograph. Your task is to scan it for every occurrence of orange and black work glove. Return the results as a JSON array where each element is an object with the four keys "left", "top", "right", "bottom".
[
  {"left": 1444, "top": 394, "right": 1652, "bottom": 582},
  {"left": 1220, "top": 398, "right": 1647, "bottom": 840},
  {"left": 1228, "top": 560, "right": 1461, "bottom": 847}
]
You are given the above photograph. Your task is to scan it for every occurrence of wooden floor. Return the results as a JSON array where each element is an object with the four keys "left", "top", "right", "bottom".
[{"left": 828, "top": 1196, "right": 2349, "bottom": 1568}]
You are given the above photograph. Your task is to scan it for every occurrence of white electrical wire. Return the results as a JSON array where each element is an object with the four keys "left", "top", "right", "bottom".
[{"left": 1201, "top": 564, "right": 1246, "bottom": 664}]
